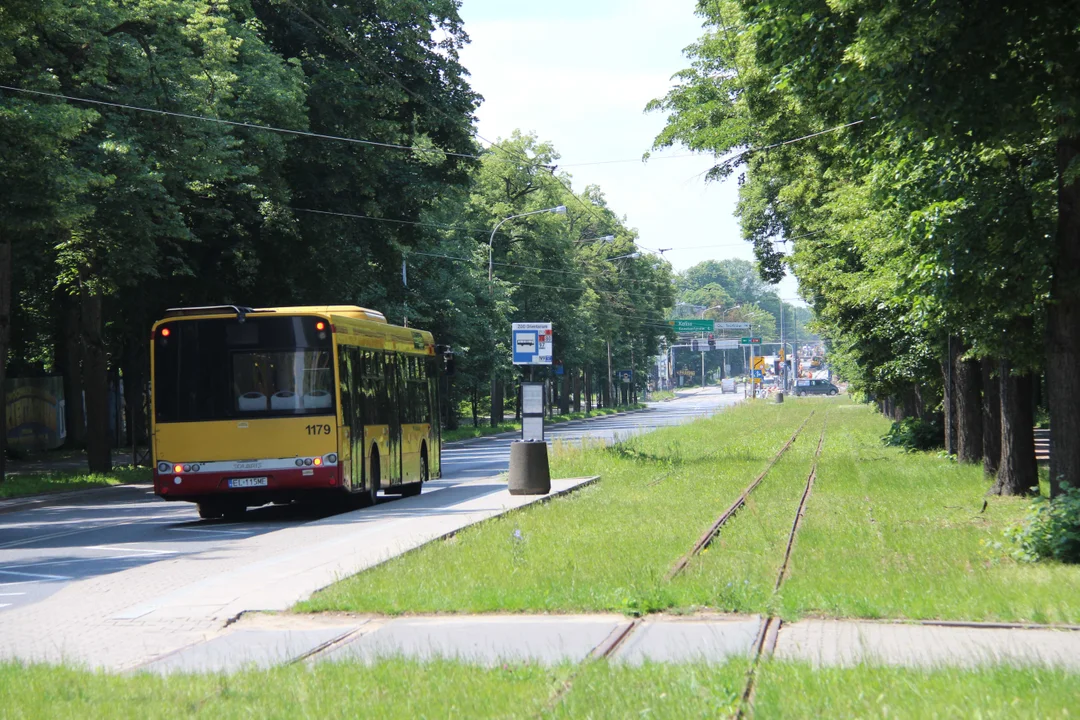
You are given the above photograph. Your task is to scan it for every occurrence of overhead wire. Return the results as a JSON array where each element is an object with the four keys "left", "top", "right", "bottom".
[{"left": 0, "top": 84, "right": 483, "bottom": 159}]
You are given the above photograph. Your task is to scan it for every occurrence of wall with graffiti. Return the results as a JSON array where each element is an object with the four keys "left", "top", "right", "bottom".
[{"left": 5, "top": 377, "right": 66, "bottom": 450}]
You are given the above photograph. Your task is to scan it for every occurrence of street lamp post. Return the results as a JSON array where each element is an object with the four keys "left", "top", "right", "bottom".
[
  {"left": 488, "top": 205, "right": 567, "bottom": 293},
  {"left": 487, "top": 205, "right": 567, "bottom": 426}
]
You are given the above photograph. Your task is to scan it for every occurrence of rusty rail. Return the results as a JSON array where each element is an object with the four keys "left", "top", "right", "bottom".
[{"left": 665, "top": 411, "right": 815, "bottom": 581}]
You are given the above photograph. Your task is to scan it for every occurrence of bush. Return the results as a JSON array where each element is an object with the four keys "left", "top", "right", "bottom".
[
  {"left": 1005, "top": 484, "right": 1080, "bottom": 564},
  {"left": 882, "top": 417, "right": 943, "bottom": 452}
]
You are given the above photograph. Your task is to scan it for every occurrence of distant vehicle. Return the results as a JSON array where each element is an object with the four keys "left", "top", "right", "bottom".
[
  {"left": 721, "top": 378, "right": 736, "bottom": 393},
  {"left": 151, "top": 304, "right": 446, "bottom": 519},
  {"left": 794, "top": 378, "right": 839, "bottom": 397}
]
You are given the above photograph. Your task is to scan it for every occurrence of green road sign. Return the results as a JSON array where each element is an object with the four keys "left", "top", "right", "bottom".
[
  {"left": 669, "top": 319, "right": 714, "bottom": 332},
  {"left": 740, "top": 337, "right": 762, "bottom": 345}
]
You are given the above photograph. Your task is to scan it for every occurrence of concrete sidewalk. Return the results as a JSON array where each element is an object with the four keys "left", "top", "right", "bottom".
[
  {"left": 0, "top": 475, "right": 598, "bottom": 670},
  {"left": 136, "top": 612, "right": 1080, "bottom": 674}
]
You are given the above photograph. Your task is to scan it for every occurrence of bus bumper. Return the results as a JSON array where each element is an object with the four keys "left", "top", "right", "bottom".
[{"left": 154, "top": 466, "right": 341, "bottom": 501}]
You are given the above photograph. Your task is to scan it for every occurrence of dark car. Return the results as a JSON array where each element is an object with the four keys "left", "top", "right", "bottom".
[{"left": 794, "top": 379, "right": 839, "bottom": 396}]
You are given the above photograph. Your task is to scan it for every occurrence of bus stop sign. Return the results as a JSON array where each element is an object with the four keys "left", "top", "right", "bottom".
[{"left": 512, "top": 323, "right": 553, "bottom": 365}]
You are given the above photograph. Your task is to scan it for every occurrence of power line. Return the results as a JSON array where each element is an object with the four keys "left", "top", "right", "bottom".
[{"left": 0, "top": 84, "right": 483, "bottom": 160}]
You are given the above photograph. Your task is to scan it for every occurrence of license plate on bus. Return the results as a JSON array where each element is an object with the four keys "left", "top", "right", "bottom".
[{"left": 228, "top": 477, "right": 268, "bottom": 489}]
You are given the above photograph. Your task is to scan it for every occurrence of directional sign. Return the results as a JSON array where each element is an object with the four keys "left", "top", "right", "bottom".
[
  {"left": 752, "top": 369, "right": 764, "bottom": 379},
  {"left": 617, "top": 369, "right": 633, "bottom": 384},
  {"left": 669, "top": 319, "right": 715, "bottom": 332},
  {"left": 512, "top": 322, "right": 553, "bottom": 365},
  {"left": 715, "top": 322, "right": 751, "bottom": 330},
  {"left": 740, "top": 337, "right": 763, "bottom": 345},
  {"left": 753, "top": 356, "right": 766, "bottom": 370}
]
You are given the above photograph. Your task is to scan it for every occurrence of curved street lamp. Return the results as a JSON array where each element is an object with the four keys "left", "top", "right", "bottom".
[{"left": 488, "top": 205, "right": 567, "bottom": 293}]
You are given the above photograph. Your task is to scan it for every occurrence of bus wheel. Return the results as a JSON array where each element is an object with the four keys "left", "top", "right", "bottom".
[
  {"left": 197, "top": 502, "right": 223, "bottom": 520},
  {"left": 363, "top": 448, "right": 380, "bottom": 507},
  {"left": 400, "top": 450, "right": 426, "bottom": 497},
  {"left": 222, "top": 504, "right": 247, "bottom": 521}
]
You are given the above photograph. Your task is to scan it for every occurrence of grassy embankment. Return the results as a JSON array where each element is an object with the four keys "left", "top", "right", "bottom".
[
  {"left": 0, "top": 466, "right": 148, "bottom": 500},
  {"left": 303, "top": 396, "right": 1080, "bottom": 623},
  {"left": 2, "top": 659, "right": 1077, "bottom": 719}
]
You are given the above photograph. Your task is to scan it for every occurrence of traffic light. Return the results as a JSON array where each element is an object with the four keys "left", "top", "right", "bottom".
[
  {"left": 708, "top": 333, "right": 715, "bottom": 351},
  {"left": 691, "top": 339, "right": 700, "bottom": 352}
]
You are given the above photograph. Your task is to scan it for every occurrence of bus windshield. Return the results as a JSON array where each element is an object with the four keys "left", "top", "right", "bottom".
[{"left": 154, "top": 316, "right": 335, "bottom": 423}]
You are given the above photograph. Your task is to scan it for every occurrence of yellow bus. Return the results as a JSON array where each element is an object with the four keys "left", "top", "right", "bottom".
[{"left": 151, "top": 305, "right": 442, "bottom": 519}]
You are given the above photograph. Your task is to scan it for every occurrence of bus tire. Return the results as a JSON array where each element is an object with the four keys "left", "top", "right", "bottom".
[
  {"left": 363, "top": 447, "right": 380, "bottom": 507},
  {"left": 222, "top": 503, "right": 247, "bottom": 521},
  {"left": 397, "top": 448, "right": 427, "bottom": 498},
  {"left": 197, "top": 502, "right": 224, "bottom": 520}
]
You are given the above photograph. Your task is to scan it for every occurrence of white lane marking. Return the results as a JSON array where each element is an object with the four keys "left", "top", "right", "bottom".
[
  {"left": 85, "top": 545, "right": 177, "bottom": 556},
  {"left": 0, "top": 569, "right": 72, "bottom": 580},
  {"left": 0, "top": 581, "right": 36, "bottom": 587},
  {"left": 0, "top": 604, "right": 10, "bottom": 608},
  {"left": 0, "top": 515, "right": 189, "bottom": 550},
  {"left": 0, "top": 592, "right": 25, "bottom": 596},
  {"left": 0, "top": 555, "right": 160, "bottom": 571}
]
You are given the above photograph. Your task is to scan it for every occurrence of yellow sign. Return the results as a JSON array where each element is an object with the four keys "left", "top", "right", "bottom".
[
  {"left": 779, "top": 349, "right": 785, "bottom": 362},
  {"left": 753, "top": 356, "right": 765, "bottom": 370}
]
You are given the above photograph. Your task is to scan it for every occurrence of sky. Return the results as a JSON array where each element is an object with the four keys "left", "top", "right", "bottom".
[{"left": 456, "top": 0, "right": 803, "bottom": 304}]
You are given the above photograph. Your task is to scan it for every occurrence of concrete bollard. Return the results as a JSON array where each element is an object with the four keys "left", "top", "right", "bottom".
[
  {"left": 775, "top": 391, "right": 785, "bottom": 403},
  {"left": 508, "top": 441, "right": 551, "bottom": 495}
]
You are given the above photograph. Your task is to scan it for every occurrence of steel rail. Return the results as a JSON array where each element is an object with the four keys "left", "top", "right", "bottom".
[
  {"left": 737, "top": 416, "right": 828, "bottom": 719},
  {"left": 665, "top": 411, "right": 815, "bottom": 581}
]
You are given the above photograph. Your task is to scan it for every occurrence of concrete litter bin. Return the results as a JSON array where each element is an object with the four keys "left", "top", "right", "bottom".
[
  {"left": 775, "top": 391, "right": 784, "bottom": 403},
  {"left": 508, "top": 441, "right": 551, "bottom": 495}
]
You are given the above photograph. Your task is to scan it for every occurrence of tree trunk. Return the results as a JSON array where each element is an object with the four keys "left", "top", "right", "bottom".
[
  {"left": 992, "top": 360, "right": 1037, "bottom": 496},
  {"left": 490, "top": 377, "right": 504, "bottom": 426},
  {"left": 470, "top": 383, "right": 478, "bottom": 428},
  {"left": 60, "top": 294, "right": 86, "bottom": 448},
  {"left": 0, "top": 237, "right": 11, "bottom": 483},
  {"left": 559, "top": 375, "right": 570, "bottom": 415},
  {"left": 955, "top": 355, "right": 983, "bottom": 464},
  {"left": 982, "top": 360, "right": 1001, "bottom": 477},
  {"left": 572, "top": 369, "right": 581, "bottom": 413},
  {"left": 584, "top": 367, "right": 592, "bottom": 413},
  {"left": 121, "top": 340, "right": 146, "bottom": 463},
  {"left": 81, "top": 284, "right": 111, "bottom": 473},
  {"left": 942, "top": 338, "right": 959, "bottom": 454},
  {"left": 1046, "top": 134, "right": 1080, "bottom": 498}
]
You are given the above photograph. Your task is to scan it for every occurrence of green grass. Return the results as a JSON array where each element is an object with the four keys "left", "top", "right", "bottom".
[
  {"left": 300, "top": 402, "right": 813, "bottom": 615},
  {"left": 4, "top": 659, "right": 1076, "bottom": 719},
  {"left": 302, "top": 396, "right": 1080, "bottom": 623},
  {"left": 752, "top": 661, "right": 1079, "bottom": 719},
  {"left": 0, "top": 659, "right": 563, "bottom": 719},
  {"left": 0, "top": 466, "right": 149, "bottom": 499},
  {"left": 777, "top": 404, "right": 1080, "bottom": 623},
  {"left": 442, "top": 422, "right": 521, "bottom": 444},
  {"left": 647, "top": 390, "right": 677, "bottom": 402}
]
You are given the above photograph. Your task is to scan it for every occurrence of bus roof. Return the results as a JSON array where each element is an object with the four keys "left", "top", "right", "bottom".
[{"left": 162, "top": 304, "right": 387, "bottom": 323}]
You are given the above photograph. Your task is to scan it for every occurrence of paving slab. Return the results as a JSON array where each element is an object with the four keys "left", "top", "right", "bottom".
[
  {"left": 140, "top": 625, "right": 363, "bottom": 674},
  {"left": 776, "top": 619, "right": 1080, "bottom": 669},
  {"left": 318, "top": 615, "right": 629, "bottom": 666},
  {"left": 614, "top": 615, "right": 762, "bottom": 665}
]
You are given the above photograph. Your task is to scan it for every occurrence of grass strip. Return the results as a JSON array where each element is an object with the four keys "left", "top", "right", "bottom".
[
  {"left": 0, "top": 467, "right": 149, "bottom": 500},
  {"left": 777, "top": 403, "right": 1080, "bottom": 623},
  {"left": 299, "top": 401, "right": 811, "bottom": 615},
  {"left": 441, "top": 407, "right": 644, "bottom": 444},
  {"left": 752, "top": 661, "right": 1080, "bottom": 719},
  {"left": 0, "top": 659, "right": 564, "bottom": 719}
]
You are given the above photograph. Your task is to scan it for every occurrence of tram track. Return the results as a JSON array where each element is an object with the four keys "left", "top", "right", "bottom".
[
  {"left": 665, "top": 411, "right": 816, "bottom": 582},
  {"left": 737, "top": 415, "right": 828, "bottom": 719}
]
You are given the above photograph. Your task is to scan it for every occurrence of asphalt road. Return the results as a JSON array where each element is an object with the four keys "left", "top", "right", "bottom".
[{"left": 0, "top": 387, "right": 741, "bottom": 615}]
